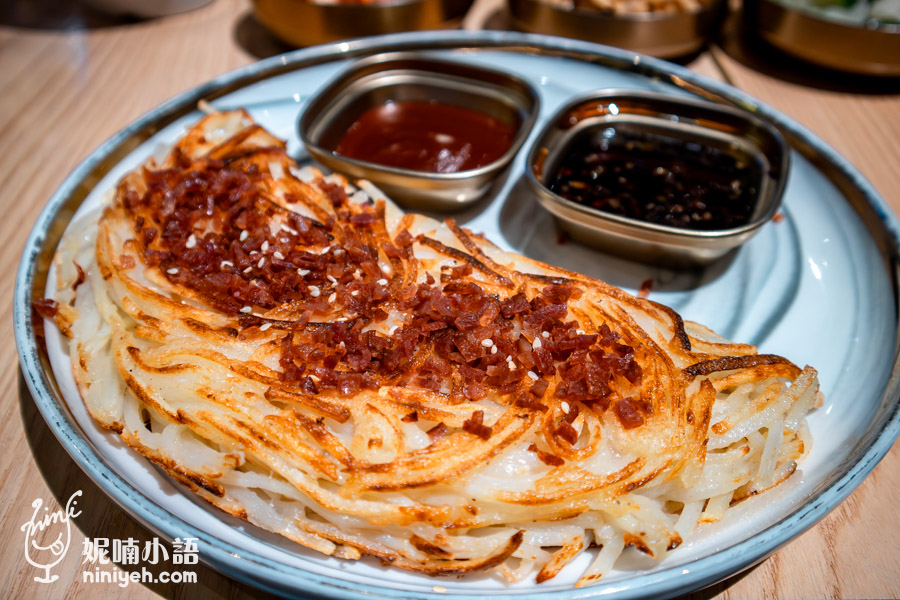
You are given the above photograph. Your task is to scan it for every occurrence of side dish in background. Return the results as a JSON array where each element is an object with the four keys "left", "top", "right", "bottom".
[
  {"left": 508, "top": 0, "right": 725, "bottom": 58},
  {"left": 746, "top": 0, "right": 900, "bottom": 76},
  {"left": 38, "top": 110, "right": 820, "bottom": 586},
  {"left": 251, "top": 0, "right": 474, "bottom": 47},
  {"left": 539, "top": 0, "right": 711, "bottom": 14},
  {"left": 527, "top": 90, "right": 788, "bottom": 267},
  {"left": 334, "top": 100, "right": 517, "bottom": 174},
  {"left": 300, "top": 53, "right": 539, "bottom": 210}
]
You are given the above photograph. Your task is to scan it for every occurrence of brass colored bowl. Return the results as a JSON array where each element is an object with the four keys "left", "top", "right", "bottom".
[
  {"left": 745, "top": 0, "right": 900, "bottom": 77},
  {"left": 252, "top": 0, "right": 473, "bottom": 47},
  {"left": 508, "top": 0, "right": 726, "bottom": 58}
]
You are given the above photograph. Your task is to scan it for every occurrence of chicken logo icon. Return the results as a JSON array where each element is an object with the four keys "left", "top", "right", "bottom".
[{"left": 20, "top": 490, "right": 82, "bottom": 583}]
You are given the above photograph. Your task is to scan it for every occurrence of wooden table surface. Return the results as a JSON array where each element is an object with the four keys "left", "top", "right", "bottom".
[{"left": 2, "top": 0, "right": 898, "bottom": 598}]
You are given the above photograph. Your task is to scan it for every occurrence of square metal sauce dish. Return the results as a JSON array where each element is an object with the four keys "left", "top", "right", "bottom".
[
  {"left": 298, "top": 52, "right": 540, "bottom": 211},
  {"left": 525, "top": 90, "right": 789, "bottom": 267}
]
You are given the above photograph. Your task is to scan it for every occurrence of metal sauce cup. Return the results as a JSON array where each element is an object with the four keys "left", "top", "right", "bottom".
[
  {"left": 299, "top": 52, "right": 540, "bottom": 211},
  {"left": 525, "top": 90, "right": 789, "bottom": 267}
]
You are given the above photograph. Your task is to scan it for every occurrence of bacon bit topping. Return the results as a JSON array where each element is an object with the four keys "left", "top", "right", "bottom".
[
  {"left": 120, "top": 146, "right": 643, "bottom": 417},
  {"left": 72, "top": 262, "right": 86, "bottom": 290},
  {"left": 528, "top": 443, "right": 564, "bottom": 466},
  {"left": 515, "top": 396, "right": 548, "bottom": 412},
  {"left": 638, "top": 278, "right": 653, "bottom": 299},
  {"left": 427, "top": 422, "right": 448, "bottom": 441},
  {"left": 614, "top": 397, "right": 648, "bottom": 429},
  {"left": 529, "top": 379, "right": 550, "bottom": 398},
  {"left": 556, "top": 421, "right": 579, "bottom": 445},
  {"left": 401, "top": 411, "right": 418, "bottom": 423},
  {"left": 33, "top": 298, "right": 59, "bottom": 319},
  {"left": 462, "top": 410, "right": 492, "bottom": 440}
]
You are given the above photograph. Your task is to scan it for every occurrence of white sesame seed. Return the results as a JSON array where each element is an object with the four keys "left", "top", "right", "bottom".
[
  {"left": 351, "top": 290, "right": 359, "bottom": 296},
  {"left": 280, "top": 237, "right": 289, "bottom": 243},
  {"left": 280, "top": 223, "right": 298, "bottom": 235},
  {"left": 240, "top": 306, "right": 252, "bottom": 313},
  {"left": 273, "top": 251, "right": 285, "bottom": 260},
  {"left": 338, "top": 341, "right": 345, "bottom": 348},
  {"left": 327, "top": 275, "right": 338, "bottom": 284},
  {"left": 542, "top": 331, "right": 550, "bottom": 338},
  {"left": 319, "top": 246, "right": 330, "bottom": 255},
  {"left": 260, "top": 323, "right": 272, "bottom": 331},
  {"left": 576, "top": 329, "right": 586, "bottom": 335},
  {"left": 239, "top": 230, "right": 248, "bottom": 242},
  {"left": 250, "top": 250, "right": 259, "bottom": 256},
  {"left": 381, "top": 265, "right": 390, "bottom": 275},
  {"left": 389, "top": 325, "right": 399, "bottom": 335},
  {"left": 334, "top": 248, "right": 345, "bottom": 256},
  {"left": 166, "top": 267, "right": 179, "bottom": 275},
  {"left": 298, "top": 268, "right": 310, "bottom": 276},
  {"left": 491, "top": 345, "right": 497, "bottom": 354},
  {"left": 257, "top": 257, "right": 266, "bottom": 268},
  {"left": 308, "top": 374, "right": 320, "bottom": 383},
  {"left": 481, "top": 339, "right": 493, "bottom": 347},
  {"left": 376, "top": 278, "right": 388, "bottom": 286},
  {"left": 308, "top": 285, "right": 321, "bottom": 297},
  {"left": 261, "top": 240, "right": 270, "bottom": 252},
  {"left": 561, "top": 401, "right": 570, "bottom": 413},
  {"left": 328, "top": 292, "right": 336, "bottom": 303},
  {"left": 508, "top": 361, "right": 515, "bottom": 371},
  {"left": 353, "top": 269, "right": 362, "bottom": 279},
  {"left": 185, "top": 234, "right": 196, "bottom": 249},
  {"left": 527, "top": 371, "right": 538, "bottom": 380},
  {"left": 243, "top": 266, "right": 253, "bottom": 274},
  {"left": 532, "top": 338, "right": 542, "bottom": 349},
  {"left": 220, "top": 260, "right": 233, "bottom": 268}
]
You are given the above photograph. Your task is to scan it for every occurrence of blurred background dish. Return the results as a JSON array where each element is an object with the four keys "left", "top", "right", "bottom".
[
  {"left": 252, "top": 0, "right": 473, "bottom": 46},
  {"left": 83, "top": 0, "right": 213, "bottom": 17},
  {"left": 507, "top": 0, "right": 726, "bottom": 58},
  {"left": 745, "top": 0, "right": 900, "bottom": 76}
]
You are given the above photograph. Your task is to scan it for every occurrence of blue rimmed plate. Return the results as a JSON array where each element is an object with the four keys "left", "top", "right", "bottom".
[{"left": 14, "top": 30, "right": 900, "bottom": 599}]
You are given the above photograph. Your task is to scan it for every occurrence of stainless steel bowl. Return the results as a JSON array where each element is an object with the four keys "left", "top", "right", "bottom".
[
  {"left": 299, "top": 52, "right": 540, "bottom": 211},
  {"left": 252, "top": 0, "right": 474, "bottom": 47},
  {"left": 508, "top": 0, "right": 726, "bottom": 58},
  {"left": 745, "top": 0, "right": 900, "bottom": 77},
  {"left": 525, "top": 90, "right": 789, "bottom": 267}
]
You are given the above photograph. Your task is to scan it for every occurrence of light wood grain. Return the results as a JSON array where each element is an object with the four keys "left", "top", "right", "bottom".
[{"left": 1, "top": 0, "right": 898, "bottom": 598}]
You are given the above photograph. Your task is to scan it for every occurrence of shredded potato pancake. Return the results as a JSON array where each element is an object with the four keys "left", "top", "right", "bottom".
[{"left": 38, "top": 111, "right": 819, "bottom": 586}]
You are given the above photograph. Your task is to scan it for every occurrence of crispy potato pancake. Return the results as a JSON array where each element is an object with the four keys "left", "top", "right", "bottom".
[{"left": 39, "top": 111, "right": 819, "bottom": 585}]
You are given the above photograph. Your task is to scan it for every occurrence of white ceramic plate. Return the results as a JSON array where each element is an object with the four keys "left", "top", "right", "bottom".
[{"left": 15, "top": 31, "right": 900, "bottom": 600}]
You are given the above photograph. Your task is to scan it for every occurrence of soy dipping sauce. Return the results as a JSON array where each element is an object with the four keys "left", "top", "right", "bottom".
[{"left": 547, "top": 126, "right": 763, "bottom": 230}]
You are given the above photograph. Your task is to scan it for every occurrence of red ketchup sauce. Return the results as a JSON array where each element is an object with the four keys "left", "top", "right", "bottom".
[{"left": 334, "top": 100, "right": 516, "bottom": 174}]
